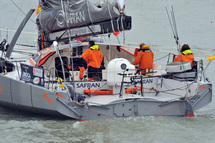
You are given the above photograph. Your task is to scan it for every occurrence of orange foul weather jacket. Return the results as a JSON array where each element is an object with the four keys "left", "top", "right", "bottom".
[
  {"left": 131, "top": 50, "right": 154, "bottom": 70},
  {"left": 173, "top": 53, "right": 194, "bottom": 66},
  {"left": 82, "top": 45, "right": 103, "bottom": 69}
]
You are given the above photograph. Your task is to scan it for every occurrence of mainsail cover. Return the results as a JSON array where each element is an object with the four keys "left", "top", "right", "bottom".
[{"left": 37, "top": 0, "right": 128, "bottom": 34}]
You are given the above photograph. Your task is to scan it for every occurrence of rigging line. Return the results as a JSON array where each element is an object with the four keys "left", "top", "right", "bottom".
[
  {"left": 154, "top": 53, "right": 169, "bottom": 61},
  {"left": 169, "top": 0, "right": 191, "bottom": 96},
  {"left": 87, "top": 0, "right": 94, "bottom": 25},
  {"left": 152, "top": 91, "right": 199, "bottom": 117},
  {"left": 86, "top": 25, "right": 96, "bottom": 36},
  {"left": 164, "top": 0, "right": 180, "bottom": 48},
  {"left": 27, "top": 0, "right": 32, "bottom": 11},
  {"left": 87, "top": 107, "right": 118, "bottom": 119},
  {"left": 0, "top": 28, "right": 37, "bottom": 35},
  {"left": 11, "top": 1, "right": 23, "bottom": 30},
  {"left": 161, "top": 78, "right": 193, "bottom": 90},
  {"left": 160, "top": 82, "right": 194, "bottom": 92},
  {"left": 121, "top": 15, "right": 125, "bottom": 31},
  {"left": 84, "top": 1, "right": 95, "bottom": 36},
  {"left": 62, "top": 0, "right": 77, "bottom": 101},
  {"left": 169, "top": 1, "right": 181, "bottom": 52},
  {"left": 10, "top": 0, "right": 35, "bottom": 23},
  {"left": 165, "top": 6, "right": 176, "bottom": 40},
  {"left": 162, "top": 80, "right": 194, "bottom": 93},
  {"left": 12, "top": 50, "right": 35, "bottom": 54},
  {"left": 107, "top": 1, "right": 115, "bottom": 33},
  {"left": 152, "top": 102, "right": 184, "bottom": 116},
  {"left": 171, "top": 5, "right": 179, "bottom": 46},
  {"left": 176, "top": 55, "right": 192, "bottom": 98},
  {"left": 165, "top": 1, "right": 191, "bottom": 97}
]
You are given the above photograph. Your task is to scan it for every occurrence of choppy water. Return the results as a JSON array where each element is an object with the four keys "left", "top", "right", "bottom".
[{"left": 0, "top": 0, "right": 215, "bottom": 143}]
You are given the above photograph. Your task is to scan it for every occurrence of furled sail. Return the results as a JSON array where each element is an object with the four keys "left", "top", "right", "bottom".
[{"left": 36, "top": 0, "right": 131, "bottom": 43}]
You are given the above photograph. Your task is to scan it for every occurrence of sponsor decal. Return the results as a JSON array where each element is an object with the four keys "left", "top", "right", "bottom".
[
  {"left": 199, "top": 85, "right": 210, "bottom": 89},
  {"left": 69, "top": 11, "right": 85, "bottom": 23},
  {"left": 20, "top": 63, "right": 44, "bottom": 87},
  {"left": 76, "top": 83, "right": 101, "bottom": 88},
  {"left": 22, "top": 72, "right": 31, "bottom": 82},
  {"left": 33, "top": 68, "right": 43, "bottom": 77},
  {"left": 142, "top": 79, "right": 153, "bottom": 84},
  {"left": 134, "top": 78, "right": 154, "bottom": 84},
  {"left": 33, "top": 77, "right": 40, "bottom": 85},
  {"left": 56, "top": 10, "right": 65, "bottom": 27},
  {"left": 43, "top": 92, "right": 55, "bottom": 106},
  {"left": 41, "top": 79, "right": 44, "bottom": 86},
  {"left": 56, "top": 10, "right": 86, "bottom": 28},
  {"left": 57, "top": 93, "right": 68, "bottom": 98}
]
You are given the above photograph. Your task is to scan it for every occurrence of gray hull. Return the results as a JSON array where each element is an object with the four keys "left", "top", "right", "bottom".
[
  {"left": 0, "top": 74, "right": 62, "bottom": 117},
  {"left": 0, "top": 73, "right": 212, "bottom": 120},
  {"left": 56, "top": 83, "right": 212, "bottom": 120}
]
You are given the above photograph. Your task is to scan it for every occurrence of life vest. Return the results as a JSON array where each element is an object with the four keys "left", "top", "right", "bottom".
[
  {"left": 173, "top": 52, "right": 194, "bottom": 66},
  {"left": 82, "top": 45, "right": 103, "bottom": 69},
  {"left": 131, "top": 50, "right": 154, "bottom": 70}
]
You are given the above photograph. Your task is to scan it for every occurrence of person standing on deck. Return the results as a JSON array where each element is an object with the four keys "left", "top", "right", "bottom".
[
  {"left": 131, "top": 43, "right": 154, "bottom": 73},
  {"left": 82, "top": 41, "right": 103, "bottom": 81},
  {"left": 173, "top": 44, "right": 194, "bottom": 67}
]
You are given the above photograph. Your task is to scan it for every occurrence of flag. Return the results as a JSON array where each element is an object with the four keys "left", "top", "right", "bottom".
[
  {"left": 207, "top": 55, "right": 215, "bottom": 61},
  {"left": 113, "top": 31, "right": 120, "bottom": 36},
  {"left": 36, "top": 5, "right": 42, "bottom": 15}
]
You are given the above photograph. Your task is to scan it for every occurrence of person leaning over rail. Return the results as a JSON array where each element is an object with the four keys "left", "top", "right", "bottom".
[
  {"left": 173, "top": 44, "right": 194, "bottom": 67},
  {"left": 82, "top": 41, "right": 103, "bottom": 81},
  {"left": 131, "top": 43, "right": 154, "bottom": 74}
]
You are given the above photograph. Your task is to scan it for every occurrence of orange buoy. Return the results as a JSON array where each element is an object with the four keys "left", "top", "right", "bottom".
[
  {"left": 84, "top": 86, "right": 141, "bottom": 95},
  {"left": 125, "top": 86, "right": 141, "bottom": 93},
  {"left": 84, "top": 90, "right": 113, "bottom": 95}
]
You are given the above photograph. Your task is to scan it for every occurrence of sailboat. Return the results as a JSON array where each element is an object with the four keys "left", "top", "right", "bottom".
[{"left": 0, "top": 0, "right": 213, "bottom": 120}]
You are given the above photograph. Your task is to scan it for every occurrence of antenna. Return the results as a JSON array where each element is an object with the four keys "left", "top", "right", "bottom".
[{"left": 165, "top": 2, "right": 180, "bottom": 52}]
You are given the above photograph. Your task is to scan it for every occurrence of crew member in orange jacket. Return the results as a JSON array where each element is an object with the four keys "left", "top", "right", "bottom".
[
  {"left": 173, "top": 44, "right": 194, "bottom": 66},
  {"left": 82, "top": 41, "right": 103, "bottom": 81},
  {"left": 131, "top": 43, "right": 154, "bottom": 73}
]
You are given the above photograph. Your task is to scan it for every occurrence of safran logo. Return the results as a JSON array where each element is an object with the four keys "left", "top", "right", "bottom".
[
  {"left": 33, "top": 77, "right": 40, "bottom": 85},
  {"left": 56, "top": 10, "right": 86, "bottom": 28},
  {"left": 56, "top": 10, "right": 65, "bottom": 27}
]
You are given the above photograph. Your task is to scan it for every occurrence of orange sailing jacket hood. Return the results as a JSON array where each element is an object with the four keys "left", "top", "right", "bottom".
[
  {"left": 131, "top": 49, "right": 154, "bottom": 70},
  {"left": 173, "top": 53, "right": 194, "bottom": 66},
  {"left": 82, "top": 45, "right": 103, "bottom": 69}
]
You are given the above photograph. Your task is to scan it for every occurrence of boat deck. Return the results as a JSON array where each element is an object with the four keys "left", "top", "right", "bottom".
[{"left": 84, "top": 91, "right": 185, "bottom": 106}]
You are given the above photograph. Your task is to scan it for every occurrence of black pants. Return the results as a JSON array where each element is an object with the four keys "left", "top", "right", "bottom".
[{"left": 88, "top": 66, "right": 102, "bottom": 79}]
